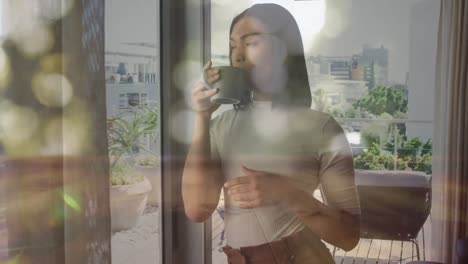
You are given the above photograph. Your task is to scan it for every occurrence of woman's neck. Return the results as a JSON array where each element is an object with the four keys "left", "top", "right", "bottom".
[
  {"left": 250, "top": 66, "right": 286, "bottom": 102},
  {"left": 253, "top": 90, "right": 272, "bottom": 101}
]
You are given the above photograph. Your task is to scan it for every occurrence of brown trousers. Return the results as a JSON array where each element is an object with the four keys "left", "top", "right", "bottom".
[{"left": 222, "top": 228, "right": 335, "bottom": 264}]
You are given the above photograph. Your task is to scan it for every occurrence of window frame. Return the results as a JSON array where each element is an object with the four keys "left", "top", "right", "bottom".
[{"left": 160, "top": 0, "right": 212, "bottom": 263}]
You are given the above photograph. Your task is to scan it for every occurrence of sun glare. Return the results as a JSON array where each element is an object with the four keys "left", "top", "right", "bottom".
[{"left": 251, "top": 0, "right": 326, "bottom": 50}]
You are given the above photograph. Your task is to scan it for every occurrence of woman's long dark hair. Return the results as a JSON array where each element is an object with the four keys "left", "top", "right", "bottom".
[{"left": 230, "top": 3, "right": 312, "bottom": 110}]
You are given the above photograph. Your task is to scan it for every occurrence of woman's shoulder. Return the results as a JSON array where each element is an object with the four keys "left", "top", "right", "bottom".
[{"left": 292, "top": 108, "right": 335, "bottom": 127}]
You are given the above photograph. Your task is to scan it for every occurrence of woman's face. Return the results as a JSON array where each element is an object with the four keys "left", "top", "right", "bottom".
[{"left": 230, "top": 16, "right": 287, "bottom": 91}]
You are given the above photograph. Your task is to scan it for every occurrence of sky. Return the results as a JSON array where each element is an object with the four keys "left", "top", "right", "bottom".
[{"left": 105, "top": 0, "right": 159, "bottom": 51}]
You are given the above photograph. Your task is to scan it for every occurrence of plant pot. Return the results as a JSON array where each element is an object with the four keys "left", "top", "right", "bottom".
[
  {"left": 135, "top": 165, "right": 160, "bottom": 206},
  {"left": 110, "top": 176, "right": 151, "bottom": 232}
]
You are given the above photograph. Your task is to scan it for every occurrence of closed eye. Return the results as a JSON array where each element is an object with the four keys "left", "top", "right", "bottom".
[{"left": 246, "top": 42, "right": 258, "bottom": 47}]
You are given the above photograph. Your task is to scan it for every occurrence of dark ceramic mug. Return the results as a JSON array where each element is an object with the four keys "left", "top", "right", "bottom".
[{"left": 204, "top": 66, "right": 251, "bottom": 104}]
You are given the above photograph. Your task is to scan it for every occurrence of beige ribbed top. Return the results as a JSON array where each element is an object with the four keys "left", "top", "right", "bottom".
[{"left": 210, "top": 101, "right": 360, "bottom": 249}]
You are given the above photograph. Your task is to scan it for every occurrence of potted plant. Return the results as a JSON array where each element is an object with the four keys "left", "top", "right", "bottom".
[
  {"left": 107, "top": 104, "right": 158, "bottom": 232},
  {"left": 108, "top": 159, "right": 151, "bottom": 232},
  {"left": 133, "top": 102, "right": 160, "bottom": 206},
  {"left": 134, "top": 154, "right": 160, "bottom": 206}
]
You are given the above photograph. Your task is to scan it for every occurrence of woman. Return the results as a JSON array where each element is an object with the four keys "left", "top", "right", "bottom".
[{"left": 183, "top": 3, "right": 360, "bottom": 263}]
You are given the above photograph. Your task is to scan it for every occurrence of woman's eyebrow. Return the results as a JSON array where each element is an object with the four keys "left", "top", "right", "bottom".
[{"left": 230, "top": 32, "right": 263, "bottom": 41}]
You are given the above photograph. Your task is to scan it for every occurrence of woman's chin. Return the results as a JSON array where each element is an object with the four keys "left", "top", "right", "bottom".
[{"left": 251, "top": 76, "right": 288, "bottom": 95}]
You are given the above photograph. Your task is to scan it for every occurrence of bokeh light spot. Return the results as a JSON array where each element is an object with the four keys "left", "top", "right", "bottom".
[
  {"left": 39, "top": 0, "right": 75, "bottom": 21},
  {"left": 170, "top": 109, "right": 194, "bottom": 144},
  {"left": 64, "top": 192, "right": 81, "bottom": 212},
  {"left": 251, "top": 108, "right": 288, "bottom": 142},
  {"left": 12, "top": 22, "right": 54, "bottom": 57},
  {"left": 42, "top": 100, "right": 92, "bottom": 155},
  {"left": 0, "top": 103, "right": 39, "bottom": 146},
  {"left": 173, "top": 60, "right": 201, "bottom": 92},
  {"left": 32, "top": 73, "right": 74, "bottom": 108},
  {"left": 346, "top": 131, "right": 361, "bottom": 145},
  {"left": 0, "top": 48, "right": 11, "bottom": 92}
]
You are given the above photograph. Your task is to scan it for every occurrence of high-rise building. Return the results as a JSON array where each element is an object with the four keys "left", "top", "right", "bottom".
[
  {"left": 351, "top": 60, "right": 365, "bottom": 81},
  {"left": 361, "top": 44, "right": 389, "bottom": 68},
  {"left": 352, "top": 45, "right": 389, "bottom": 88},
  {"left": 313, "top": 56, "right": 352, "bottom": 80}
]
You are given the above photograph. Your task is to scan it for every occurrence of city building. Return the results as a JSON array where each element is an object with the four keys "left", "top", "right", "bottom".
[
  {"left": 105, "top": 42, "right": 160, "bottom": 153},
  {"left": 105, "top": 42, "right": 158, "bottom": 85},
  {"left": 105, "top": 42, "right": 159, "bottom": 118},
  {"left": 307, "top": 57, "right": 368, "bottom": 111},
  {"left": 360, "top": 44, "right": 389, "bottom": 67},
  {"left": 351, "top": 60, "right": 365, "bottom": 81},
  {"left": 352, "top": 45, "right": 389, "bottom": 88},
  {"left": 315, "top": 56, "right": 352, "bottom": 80}
]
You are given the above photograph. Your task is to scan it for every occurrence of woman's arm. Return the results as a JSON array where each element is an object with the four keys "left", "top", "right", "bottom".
[
  {"left": 284, "top": 187, "right": 360, "bottom": 251},
  {"left": 182, "top": 65, "right": 223, "bottom": 222},
  {"left": 305, "top": 116, "right": 361, "bottom": 250},
  {"left": 182, "top": 112, "right": 223, "bottom": 222}
]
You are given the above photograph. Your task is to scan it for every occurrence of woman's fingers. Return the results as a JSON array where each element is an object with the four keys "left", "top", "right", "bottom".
[
  {"left": 224, "top": 176, "right": 251, "bottom": 188},
  {"left": 205, "top": 69, "right": 220, "bottom": 84},
  {"left": 227, "top": 184, "right": 250, "bottom": 195},
  {"left": 206, "top": 73, "right": 220, "bottom": 84},
  {"left": 203, "top": 61, "right": 220, "bottom": 85},
  {"left": 203, "top": 60, "right": 212, "bottom": 70},
  {"left": 195, "top": 88, "right": 218, "bottom": 99},
  {"left": 192, "top": 81, "right": 206, "bottom": 95},
  {"left": 236, "top": 196, "right": 272, "bottom": 208},
  {"left": 192, "top": 81, "right": 219, "bottom": 97},
  {"left": 190, "top": 62, "right": 222, "bottom": 114},
  {"left": 231, "top": 192, "right": 257, "bottom": 202},
  {"left": 191, "top": 86, "right": 219, "bottom": 112}
]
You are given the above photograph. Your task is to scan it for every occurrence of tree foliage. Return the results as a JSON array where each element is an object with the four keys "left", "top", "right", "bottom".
[
  {"left": 353, "top": 86, "right": 408, "bottom": 116},
  {"left": 107, "top": 104, "right": 159, "bottom": 185},
  {"left": 354, "top": 136, "right": 433, "bottom": 174}
]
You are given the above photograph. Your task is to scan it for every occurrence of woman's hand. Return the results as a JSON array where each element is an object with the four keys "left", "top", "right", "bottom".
[
  {"left": 192, "top": 61, "right": 221, "bottom": 114},
  {"left": 224, "top": 166, "right": 300, "bottom": 209}
]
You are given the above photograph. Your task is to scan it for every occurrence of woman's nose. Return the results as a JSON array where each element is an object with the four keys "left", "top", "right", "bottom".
[{"left": 232, "top": 46, "right": 245, "bottom": 64}]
